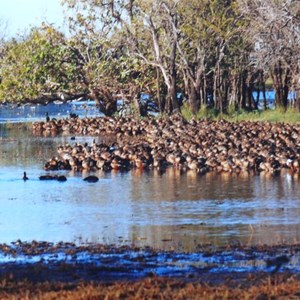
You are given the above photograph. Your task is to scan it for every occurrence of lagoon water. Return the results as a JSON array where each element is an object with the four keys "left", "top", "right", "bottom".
[
  {"left": 1, "top": 103, "right": 300, "bottom": 251},
  {"left": 0, "top": 100, "right": 102, "bottom": 124}
]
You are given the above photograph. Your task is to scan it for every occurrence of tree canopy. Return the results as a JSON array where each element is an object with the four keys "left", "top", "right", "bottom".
[
  {"left": 0, "top": 24, "right": 80, "bottom": 103},
  {"left": 0, "top": 0, "right": 299, "bottom": 115}
]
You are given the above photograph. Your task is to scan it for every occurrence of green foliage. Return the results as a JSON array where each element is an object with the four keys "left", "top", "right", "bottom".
[{"left": 0, "top": 24, "right": 78, "bottom": 103}]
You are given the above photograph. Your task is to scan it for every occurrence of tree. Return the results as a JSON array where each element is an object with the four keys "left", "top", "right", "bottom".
[
  {"left": 116, "top": 0, "right": 181, "bottom": 114},
  {"left": 175, "top": 0, "right": 250, "bottom": 114},
  {"left": 62, "top": 0, "right": 151, "bottom": 115},
  {"left": 0, "top": 24, "right": 79, "bottom": 104},
  {"left": 61, "top": 0, "right": 256, "bottom": 116},
  {"left": 238, "top": 0, "right": 300, "bottom": 110}
]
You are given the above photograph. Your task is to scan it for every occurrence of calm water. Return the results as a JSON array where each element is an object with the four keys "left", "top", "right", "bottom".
[
  {"left": 0, "top": 108, "right": 300, "bottom": 251},
  {"left": 0, "top": 100, "right": 102, "bottom": 124}
]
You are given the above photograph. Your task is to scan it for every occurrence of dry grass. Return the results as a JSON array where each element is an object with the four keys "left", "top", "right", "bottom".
[{"left": 0, "top": 275, "right": 300, "bottom": 300}]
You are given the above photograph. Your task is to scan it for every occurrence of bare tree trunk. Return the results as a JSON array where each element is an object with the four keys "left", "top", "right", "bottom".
[
  {"left": 295, "top": 92, "right": 300, "bottom": 112},
  {"left": 133, "top": 92, "right": 147, "bottom": 117},
  {"left": 213, "top": 64, "right": 219, "bottom": 111},
  {"left": 189, "top": 83, "right": 200, "bottom": 114},
  {"left": 271, "top": 61, "right": 290, "bottom": 110},
  {"left": 247, "top": 73, "right": 257, "bottom": 110},
  {"left": 222, "top": 75, "right": 229, "bottom": 112},
  {"left": 259, "top": 71, "right": 268, "bottom": 110},
  {"left": 200, "top": 75, "right": 207, "bottom": 107},
  {"left": 168, "top": 32, "right": 179, "bottom": 114},
  {"left": 156, "top": 67, "right": 165, "bottom": 114},
  {"left": 89, "top": 89, "right": 117, "bottom": 116},
  {"left": 240, "top": 71, "right": 247, "bottom": 110},
  {"left": 213, "top": 44, "right": 225, "bottom": 113}
]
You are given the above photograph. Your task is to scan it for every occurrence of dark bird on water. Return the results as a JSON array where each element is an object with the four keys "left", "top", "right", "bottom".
[
  {"left": 266, "top": 255, "right": 290, "bottom": 273},
  {"left": 56, "top": 175, "right": 67, "bottom": 182},
  {"left": 23, "top": 172, "right": 29, "bottom": 181},
  {"left": 39, "top": 175, "right": 56, "bottom": 180},
  {"left": 83, "top": 175, "right": 99, "bottom": 183},
  {"left": 39, "top": 174, "right": 67, "bottom": 182},
  {"left": 69, "top": 113, "right": 78, "bottom": 119},
  {"left": 45, "top": 112, "right": 50, "bottom": 122}
]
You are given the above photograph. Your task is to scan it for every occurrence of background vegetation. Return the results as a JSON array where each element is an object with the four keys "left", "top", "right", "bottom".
[{"left": 0, "top": 0, "right": 299, "bottom": 117}]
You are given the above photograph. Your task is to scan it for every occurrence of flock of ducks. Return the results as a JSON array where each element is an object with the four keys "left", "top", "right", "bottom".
[{"left": 32, "top": 114, "right": 300, "bottom": 175}]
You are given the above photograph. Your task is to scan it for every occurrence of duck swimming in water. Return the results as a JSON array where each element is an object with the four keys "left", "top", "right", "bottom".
[
  {"left": 23, "top": 172, "right": 29, "bottom": 181},
  {"left": 39, "top": 175, "right": 56, "bottom": 180},
  {"left": 45, "top": 112, "right": 50, "bottom": 122},
  {"left": 56, "top": 175, "right": 67, "bottom": 182},
  {"left": 39, "top": 174, "right": 67, "bottom": 181},
  {"left": 83, "top": 175, "right": 99, "bottom": 183}
]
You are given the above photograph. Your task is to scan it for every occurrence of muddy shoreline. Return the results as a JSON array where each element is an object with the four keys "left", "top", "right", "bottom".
[
  {"left": 0, "top": 242, "right": 300, "bottom": 298},
  {"left": 0, "top": 241, "right": 299, "bottom": 283}
]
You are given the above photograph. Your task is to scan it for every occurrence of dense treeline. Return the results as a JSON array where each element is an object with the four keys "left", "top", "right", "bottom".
[{"left": 0, "top": 0, "right": 299, "bottom": 116}]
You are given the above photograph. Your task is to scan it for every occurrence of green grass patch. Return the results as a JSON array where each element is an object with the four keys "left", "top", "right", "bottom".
[
  {"left": 182, "top": 104, "right": 300, "bottom": 124},
  {"left": 226, "top": 107, "right": 300, "bottom": 123},
  {"left": 181, "top": 103, "right": 220, "bottom": 120}
]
